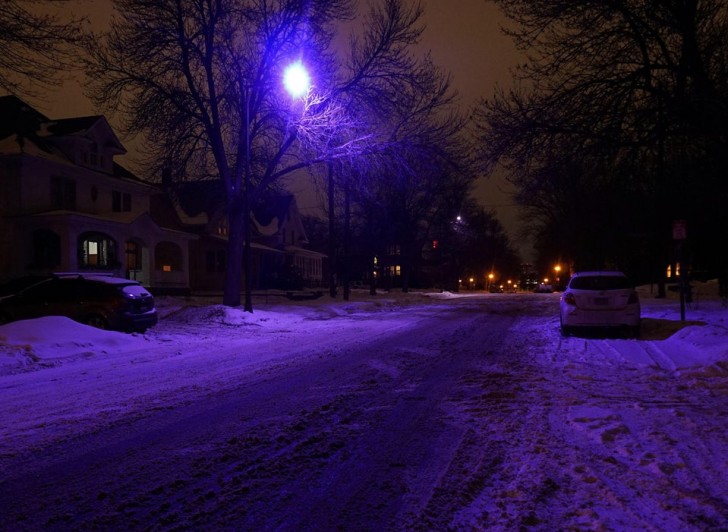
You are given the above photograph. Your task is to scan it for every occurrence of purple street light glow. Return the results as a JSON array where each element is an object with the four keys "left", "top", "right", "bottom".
[{"left": 283, "top": 61, "right": 310, "bottom": 98}]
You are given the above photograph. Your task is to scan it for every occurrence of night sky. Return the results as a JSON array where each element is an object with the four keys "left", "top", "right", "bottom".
[{"left": 35, "top": 0, "right": 527, "bottom": 256}]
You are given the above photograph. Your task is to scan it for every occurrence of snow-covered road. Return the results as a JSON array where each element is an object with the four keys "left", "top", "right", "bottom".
[{"left": 1, "top": 290, "right": 727, "bottom": 529}]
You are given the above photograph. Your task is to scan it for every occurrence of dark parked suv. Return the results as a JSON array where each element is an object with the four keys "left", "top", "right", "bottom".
[{"left": 0, "top": 273, "right": 158, "bottom": 332}]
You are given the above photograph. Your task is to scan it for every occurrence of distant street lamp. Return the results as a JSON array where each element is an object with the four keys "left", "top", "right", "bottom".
[
  {"left": 554, "top": 264, "right": 562, "bottom": 290},
  {"left": 243, "top": 61, "right": 310, "bottom": 312}
]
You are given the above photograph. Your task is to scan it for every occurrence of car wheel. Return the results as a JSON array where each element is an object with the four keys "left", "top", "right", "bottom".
[
  {"left": 560, "top": 316, "right": 571, "bottom": 336},
  {"left": 84, "top": 314, "right": 108, "bottom": 330}
]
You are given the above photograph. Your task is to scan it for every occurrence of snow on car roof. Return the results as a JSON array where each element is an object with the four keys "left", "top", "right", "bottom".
[
  {"left": 571, "top": 271, "right": 628, "bottom": 277},
  {"left": 52, "top": 273, "right": 141, "bottom": 285}
]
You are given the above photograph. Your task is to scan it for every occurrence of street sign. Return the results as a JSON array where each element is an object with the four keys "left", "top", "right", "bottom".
[{"left": 672, "top": 220, "right": 687, "bottom": 240}]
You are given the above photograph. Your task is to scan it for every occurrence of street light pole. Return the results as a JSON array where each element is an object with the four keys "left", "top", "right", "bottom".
[
  {"left": 243, "top": 86, "right": 253, "bottom": 312},
  {"left": 240, "top": 62, "right": 309, "bottom": 312}
]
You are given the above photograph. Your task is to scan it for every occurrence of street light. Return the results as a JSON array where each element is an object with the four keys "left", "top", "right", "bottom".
[
  {"left": 283, "top": 61, "right": 311, "bottom": 97},
  {"left": 243, "top": 61, "right": 310, "bottom": 312},
  {"left": 554, "top": 264, "right": 562, "bottom": 289}
]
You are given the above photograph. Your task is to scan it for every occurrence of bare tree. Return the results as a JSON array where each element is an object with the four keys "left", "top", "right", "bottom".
[
  {"left": 320, "top": 4, "right": 478, "bottom": 295},
  {"left": 474, "top": 0, "right": 728, "bottom": 278},
  {"left": 85, "top": 0, "right": 437, "bottom": 309},
  {"left": 0, "top": 0, "right": 85, "bottom": 96},
  {"left": 348, "top": 92, "right": 475, "bottom": 294}
]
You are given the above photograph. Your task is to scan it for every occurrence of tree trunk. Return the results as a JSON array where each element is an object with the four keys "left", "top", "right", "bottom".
[
  {"left": 223, "top": 197, "right": 245, "bottom": 307},
  {"left": 343, "top": 182, "right": 351, "bottom": 301},
  {"left": 328, "top": 164, "right": 337, "bottom": 298}
]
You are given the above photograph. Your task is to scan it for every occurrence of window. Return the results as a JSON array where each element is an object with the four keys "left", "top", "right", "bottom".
[
  {"left": 50, "top": 176, "right": 76, "bottom": 210},
  {"left": 125, "top": 241, "right": 142, "bottom": 270},
  {"left": 33, "top": 230, "right": 61, "bottom": 268},
  {"left": 216, "top": 219, "right": 228, "bottom": 236},
  {"left": 155, "top": 241, "right": 183, "bottom": 271},
  {"left": 387, "top": 265, "right": 401, "bottom": 277},
  {"left": 206, "top": 250, "right": 226, "bottom": 272},
  {"left": 112, "top": 191, "right": 132, "bottom": 212},
  {"left": 79, "top": 232, "right": 117, "bottom": 269},
  {"left": 387, "top": 245, "right": 401, "bottom": 256}
]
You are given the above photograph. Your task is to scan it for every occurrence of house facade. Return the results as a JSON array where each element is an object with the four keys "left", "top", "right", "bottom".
[
  {"left": 0, "top": 95, "right": 194, "bottom": 292},
  {"left": 157, "top": 184, "right": 326, "bottom": 293},
  {"left": 0, "top": 95, "right": 325, "bottom": 295}
]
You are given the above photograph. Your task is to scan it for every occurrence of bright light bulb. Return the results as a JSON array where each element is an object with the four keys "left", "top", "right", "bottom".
[{"left": 283, "top": 62, "right": 310, "bottom": 98}]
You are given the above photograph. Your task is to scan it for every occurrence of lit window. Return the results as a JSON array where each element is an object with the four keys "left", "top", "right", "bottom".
[
  {"left": 79, "top": 232, "right": 117, "bottom": 269},
  {"left": 155, "top": 241, "right": 183, "bottom": 271}
]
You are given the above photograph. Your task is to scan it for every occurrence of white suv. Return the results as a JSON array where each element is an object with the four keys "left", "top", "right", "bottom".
[{"left": 559, "top": 271, "right": 640, "bottom": 337}]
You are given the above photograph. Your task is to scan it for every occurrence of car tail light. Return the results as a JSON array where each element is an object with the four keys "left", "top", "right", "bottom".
[
  {"left": 562, "top": 292, "right": 576, "bottom": 305},
  {"left": 628, "top": 291, "right": 639, "bottom": 304}
]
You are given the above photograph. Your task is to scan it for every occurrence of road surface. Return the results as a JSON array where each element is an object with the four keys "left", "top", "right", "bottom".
[{"left": 1, "top": 294, "right": 727, "bottom": 529}]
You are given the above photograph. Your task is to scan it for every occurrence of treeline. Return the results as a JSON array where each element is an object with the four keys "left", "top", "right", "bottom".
[{"left": 474, "top": 0, "right": 728, "bottom": 284}]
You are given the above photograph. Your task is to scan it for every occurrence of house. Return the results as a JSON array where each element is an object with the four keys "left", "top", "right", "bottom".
[
  {"left": 0, "top": 95, "right": 194, "bottom": 292},
  {"left": 0, "top": 95, "right": 325, "bottom": 295},
  {"left": 154, "top": 183, "right": 326, "bottom": 293},
  {"left": 252, "top": 192, "right": 326, "bottom": 289}
]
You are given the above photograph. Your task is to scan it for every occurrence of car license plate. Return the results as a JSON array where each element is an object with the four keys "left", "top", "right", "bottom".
[{"left": 594, "top": 297, "right": 608, "bottom": 305}]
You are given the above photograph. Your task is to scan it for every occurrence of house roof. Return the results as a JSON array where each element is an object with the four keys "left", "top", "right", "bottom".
[
  {"left": 0, "top": 95, "right": 49, "bottom": 139},
  {"left": 41, "top": 115, "right": 127, "bottom": 154},
  {"left": 252, "top": 193, "right": 294, "bottom": 227},
  {"left": 160, "top": 181, "right": 309, "bottom": 243},
  {"left": 0, "top": 94, "right": 147, "bottom": 184},
  {"left": 172, "top": 180, "right": 226, "bottom": 218},
  {"left": 0, "top": 94, "right": 126, "bottom": 156},
  {"left": 43, "top": 115, "right": 102, "bottom": 136}
]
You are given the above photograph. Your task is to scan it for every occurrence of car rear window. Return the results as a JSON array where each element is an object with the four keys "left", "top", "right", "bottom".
[{"left": 569, "top": 275, "right": 631, "bottom": 290}]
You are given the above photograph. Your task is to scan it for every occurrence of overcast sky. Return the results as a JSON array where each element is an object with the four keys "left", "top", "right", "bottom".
[
  {"left": 33, "top": 0, "right": 528, "bottom": 257},
  {"left": 419, "top": 1, "right": 525, "bottom": 254}
]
